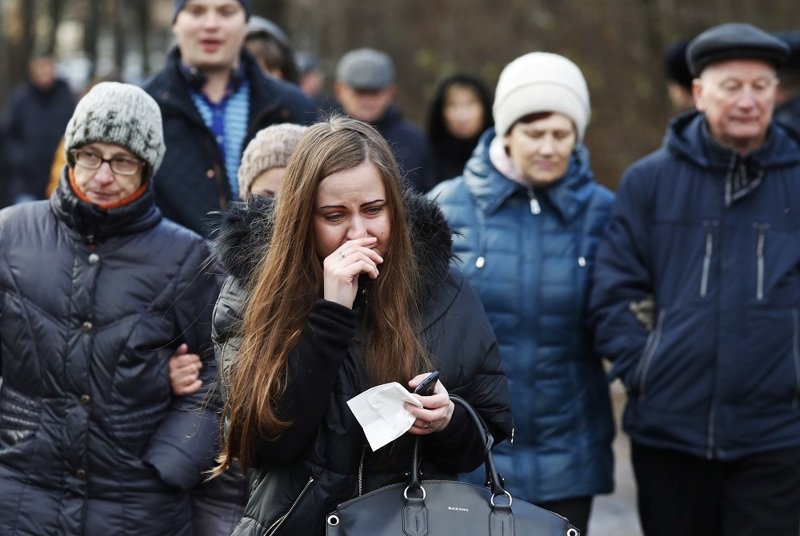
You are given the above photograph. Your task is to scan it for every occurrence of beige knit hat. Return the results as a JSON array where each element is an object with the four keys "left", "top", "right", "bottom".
[
  {"left": 237, "top": 123, "right": 308, "bottom": 199},
  {"left": 493, "top": 52, "right": 591, "bottom": 141}
]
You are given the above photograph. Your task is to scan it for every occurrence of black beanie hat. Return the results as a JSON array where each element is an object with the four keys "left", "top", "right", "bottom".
[
  {"left": 173, "top": 0, "right": 250, "bottom": 24},
  {"left": 664, "top": 40, "right": 693, "bottom": 89}
]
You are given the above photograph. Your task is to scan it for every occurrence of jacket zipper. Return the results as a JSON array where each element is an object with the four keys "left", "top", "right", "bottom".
[
  {"left": 793, "top": 310, "right": 800, "bottom": 410},
  {"left": 635, "top": 309, "right": 665, "bottom": 398},
  {"left": 755, "top": 224, "right": 766, "bottom": 300},
  {"left": 700, "top": 224, "right": 714, "bottom": 298},
  {"left": 706, "top": 408, "right": 716, "bottom": 459},
  {"left": 528, "top": 188, "right": 541, "bottom": 215},
  {"left": 264, "top": 476, "right": 315, "bottom": 536}
]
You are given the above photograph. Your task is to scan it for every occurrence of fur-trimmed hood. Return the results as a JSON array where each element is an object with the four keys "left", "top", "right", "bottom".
[{"left": 210, "top": 191, "right": 455, "bottom": 295}]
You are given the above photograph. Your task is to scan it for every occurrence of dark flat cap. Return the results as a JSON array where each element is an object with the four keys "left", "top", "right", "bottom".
[{"left": 687, "top": 22, "right": 790, "bottom": 76}]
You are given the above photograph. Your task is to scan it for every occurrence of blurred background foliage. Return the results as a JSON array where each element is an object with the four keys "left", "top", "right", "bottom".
[{"left": 1, "top": 0, "right": 797, "bottom": 187}]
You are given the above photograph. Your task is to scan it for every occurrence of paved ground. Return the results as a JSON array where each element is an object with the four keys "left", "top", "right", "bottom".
[{"left": 586, "top": 381, "right": 643, "bottom": 536}]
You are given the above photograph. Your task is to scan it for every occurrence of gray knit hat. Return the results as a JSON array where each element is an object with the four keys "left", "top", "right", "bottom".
[
  {"left": 64, "top": 81, "right": 165, "bottom": 179},
  {"left": 238, "top": 123, "right": 308, "bottom": 198}
]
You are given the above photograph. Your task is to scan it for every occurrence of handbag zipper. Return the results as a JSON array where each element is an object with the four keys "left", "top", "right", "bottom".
[
  {"left": 263, "top": 476, "right": 315, "bottom": 536},
  {"left": 357, "top": 446, "right": 367, "bottom": 496}
]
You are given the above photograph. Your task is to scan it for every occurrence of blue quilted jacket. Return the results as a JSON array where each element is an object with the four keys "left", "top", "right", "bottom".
[{"left": 429, "top": 129, "right": 615, "bottom": 502}]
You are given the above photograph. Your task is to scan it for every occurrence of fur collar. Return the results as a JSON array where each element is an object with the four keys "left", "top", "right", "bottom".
[{"left": 211, "top": 192, "right": 454, "bottom": 295}]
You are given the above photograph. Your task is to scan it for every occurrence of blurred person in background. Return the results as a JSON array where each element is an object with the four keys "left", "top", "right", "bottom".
[
  {"left": 0, "top": 82, "right": 220, "bottom": 535},
  {"left": 334, "top": 48, "right": 436, "bottom": 193},
  {"left": 589, "top": 23, "right": 800, "bottom": 535},
  {"left": 144, "top": 0, "right": 315, "bottom": 237},
  {"left": 3, "top": 54, "right": 75, "bottom": 204},
  {"left": 428, "top": 52, "right": 615, "bottom": 535},
  {"left": 663, "top": 40, "right": 695, "bottom": 112},
  {"left": 296, "top": 50, "right": 338, "bottom": 115},
  {"left": 244, "top": 15, "right": 299, "bottom": 83},
  {"left": 426, "top": 72, "right": 494, "bottom": 185},
  {"left": 774, "top": 31, "right": 800, "bottom": 136}
]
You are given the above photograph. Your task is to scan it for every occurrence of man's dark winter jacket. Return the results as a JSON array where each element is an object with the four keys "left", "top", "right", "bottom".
[
  {"left": 429, "top": 129, "right": 615, "bottom": 503},
  {"left": 589, "top": 111, "right": 800, "bottom": 460},
  {"left": 144, "top": 48, "right": 317, "bottom": 237},
  {"left": 211, "top": 194, "right": 513, "bottom": 535},
  {"left": 3, "top": 78, "right": 74, "bottom": 200},
  {"left": 372, "top": 106, "right": 437, "bottom": 194},
  {"left": 776, "top": 94, "right": 800, "bottom": 138},
  {"left": 0, "top": 172, "right": 220, "bottom": 535}
]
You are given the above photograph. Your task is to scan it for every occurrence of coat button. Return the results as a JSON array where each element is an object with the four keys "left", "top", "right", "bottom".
[
  {"left": 206, "top": 169, "right": 215, "bottom": 178},
  {"left": 88, "top": 253, "right": 100, "bottom": 265},
  {"left": 80, "top": 394, "right": 91, "bottom": 405},
  {"left": 81, "top": 321, "right": 93, "bottom": 332},
  {"left": 76, "top": 469, "right": 86, "bottom": 480},
  {"left": 578, "top": 256, "right": 587, "bottom": 267}
]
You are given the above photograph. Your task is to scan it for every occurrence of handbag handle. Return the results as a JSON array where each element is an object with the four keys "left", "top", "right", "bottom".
[{"left": 408, "top": 394, "right": 509, "bottom": 501}]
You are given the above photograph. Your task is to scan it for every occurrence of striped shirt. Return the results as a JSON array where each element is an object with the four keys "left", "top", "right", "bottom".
[{"left": 190, "top": 80, "right": 251, "bottom": 200}]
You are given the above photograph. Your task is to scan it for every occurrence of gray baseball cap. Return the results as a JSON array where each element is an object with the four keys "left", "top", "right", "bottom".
[{"left": 336, "top": 48, "right": 395, "bottom": 91}]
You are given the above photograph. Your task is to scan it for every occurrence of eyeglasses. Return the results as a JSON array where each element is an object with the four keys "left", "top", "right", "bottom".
[{"left": 71, "top": 149, "right": 143, "bottom": 176}]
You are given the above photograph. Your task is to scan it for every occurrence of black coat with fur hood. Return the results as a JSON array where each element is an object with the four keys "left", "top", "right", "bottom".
[{"left": 211, "top": 193, "right": 513, "bottom": 536}]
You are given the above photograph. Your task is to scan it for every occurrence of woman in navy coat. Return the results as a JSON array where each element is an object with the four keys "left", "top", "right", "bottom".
[{"left": 0, "top": 82, "right": 220, "bottom": 535}]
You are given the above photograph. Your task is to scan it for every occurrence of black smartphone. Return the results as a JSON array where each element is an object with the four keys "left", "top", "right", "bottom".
[{"left": 413, "top": 371, "right": 440, "bottom": 396}]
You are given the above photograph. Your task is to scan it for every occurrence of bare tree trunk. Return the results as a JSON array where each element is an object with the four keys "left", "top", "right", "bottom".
[
  {"left": 138, "top": 0, "right": 152, "bottom": 77},
  {"left": 638, "top": 0, "right": 671, "bottom": 117},
  {"left": 19, "top": 0, "right": 36, "bottom": 73},
  {"left": 84, "top": 0, "right": 101, "bottom": 79},
  {"left": 44, "top": 0, "right": 65, "bottom": 56},
  {"left": 250, "top": 0, "right": 288, "bottom": 28},
  {"left": 0, "top": 2, "right": 8, "bottom": 105},
  {"left": 112, "top": 0, "right": 126, "bottom": 77}
]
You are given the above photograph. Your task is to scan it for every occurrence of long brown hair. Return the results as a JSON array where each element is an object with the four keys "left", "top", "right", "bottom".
[{"left": 216, "top": 117, "right": 428, "bottom": 472}]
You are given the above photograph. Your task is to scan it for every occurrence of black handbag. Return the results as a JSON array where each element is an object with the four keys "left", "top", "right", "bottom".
[{"left": 326, "top": 395, "right": 580, "bottom": 536}]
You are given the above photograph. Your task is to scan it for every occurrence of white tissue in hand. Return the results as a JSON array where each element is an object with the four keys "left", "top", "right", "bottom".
[{"left": 347, "top": 382, "right": 423, "bottom": 451}]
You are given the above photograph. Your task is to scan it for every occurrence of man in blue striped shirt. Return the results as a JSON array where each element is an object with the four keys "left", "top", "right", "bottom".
[{"left": 144, "top": 0, "right": 316, "bottom": 237}]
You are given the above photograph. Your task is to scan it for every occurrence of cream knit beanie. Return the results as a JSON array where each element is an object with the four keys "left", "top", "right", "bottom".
[
  {"left": 493, "top": 52, "right": 591, "bottom": 141},
  {"left": 237, "top": 123, "right": 308, "bottom": 199}
]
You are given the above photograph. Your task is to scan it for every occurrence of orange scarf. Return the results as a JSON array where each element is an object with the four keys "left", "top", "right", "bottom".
[{"left": 68, "top": 168, "right": 148, "bottom": 210}]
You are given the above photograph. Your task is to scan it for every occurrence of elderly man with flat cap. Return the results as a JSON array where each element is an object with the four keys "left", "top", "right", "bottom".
[{"left": 589, "top": 22, "right": 800, "bottom": 536}]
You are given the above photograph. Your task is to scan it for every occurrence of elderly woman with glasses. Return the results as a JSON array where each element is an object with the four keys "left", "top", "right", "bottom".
[{"left": 0, "top": 82, "right": 221, "bottom": 535}]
